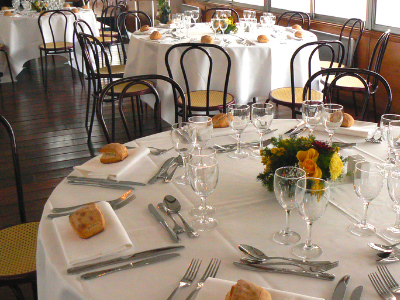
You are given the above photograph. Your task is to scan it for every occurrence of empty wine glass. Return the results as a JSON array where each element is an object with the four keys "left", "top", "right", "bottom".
[
  {"left": 380, "top": 114, "right": 400, "bottom": 164},
  {"left": 350, "top": 161, "right": 385, "bottom": 236},
  {"left": 183, "top": 15, "right": 191, "bottom": 38},
  {"left": 293, "top": 178, "right": 330, "bottom": 259},
  {"left": 227, "top": 104, "right": 250, "bottom": 159},
  {"left": 192, "top": 10, "right": 199, "bottom": 23},
  {"left": 388, "top": 120, "right": 400, "bottom": 166},
  {"left": 273, "top": 167, "right": 306, "bottom": 245},
  {"left": 322, "top": 103, "right": 343, "bottom": 146},
  {"left": 251, "top": 103, "right": 274, "bottom": 157},
  {"left": 188, "top": 116, "right": 213, "bottom": 152},
  {"left": 12, "top": 0, "right": 20, "bottom": 10},
  {"left": 220, "top": 17, "right": 229, "bottom": 36},
  {"left": 188, "top": 151, "right": 219, "bottom": 231},
  {"left": 211, "top": 18, "right": 220, "bottom": 39},
  {"left": 383, "top": 166, "right": 400, "bottom": 241},
  {"left": 302, "top": 100, "right": 323, "bottom": 135},
  {"left": 171, "top": 122, "right": 196, "bottom": 185}
]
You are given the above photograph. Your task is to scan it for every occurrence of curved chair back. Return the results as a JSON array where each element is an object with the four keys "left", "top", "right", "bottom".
[
  {"left": 277, "top": 11, "right": 310, "bottom": 30},
  {"left": 0, "top": 115, "right": 25, "bottom": 224},
  {"left": 165, "top": 43, "right": 232, "bottom": 121},
  {"left": 368, "top": 29, "right": 390, "bottom": 75},
  {"left": 303, "top": 68, "right": 392, "bottom": 121},
  {"left": 100, "top": 4, "right": 126, "bottom": 41},
  {"left": 92, "top": 0, "right": 108, "bottom": 18},
  {"left": 201, "top": 7, "right": 239, "bottom": 22},
  {"left": 73, "top": 19, "right": 96, "bottom": 83},
  {"left": 338, "top": 18, "right": 365, "bottom": 67},
  {"left": 97, "top": 75, "right": 187, "bottom": 143}
]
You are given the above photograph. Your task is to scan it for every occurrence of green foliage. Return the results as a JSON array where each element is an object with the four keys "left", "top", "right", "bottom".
[{"left": 156, "top": 0, "right": 171, "bottom": 24}]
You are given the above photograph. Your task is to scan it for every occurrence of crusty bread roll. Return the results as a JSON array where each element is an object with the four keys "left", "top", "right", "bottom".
[
  {"left": 69, "top": 203, "right": 105, "bottom": 239},
  {"left": 201, "top": 35, "right": 214, "bottom": 44},
  {"left": 82, "top": 4, "right": 89, "bottom": 9},
  {"left": 212, "top": 113, "right": 229, "bottom": 128},
  {"left": 1, "top": 6, "right": 8, "bottom": 10},
  {"left": 4, "top": 10, "right": 12, "bottom": 16},
  {"left": 341, "top": 113, "right": 355, "bottom": 127},
  {"left": 150, "top": 31, "right": 162, "bottom": 40},
  {"left": 140, "top": 25, "right": 150, "bottom": 32},
  {"left": 63, "top": 3, "right": 70, "bottom": 7},
  {"left": 257, "top": 35, "right": 269, "bottom": 43},
  {"left": 330, "top": 111, "right": 343, "bottom": 123},
  {"left": 225, "top": 280, "right": 272, "bottom": 300},
  {"left": 167, "top": 19, "right": 174, "bottom": 25},
  {"left": 72, "top": 8, "right": 79, "bottom": 13},
  {"left": 99, "top": 143, "right": 128, "bottom": 164},
  {"left": 294, "top": 30, "right": 305, "bottom": 38},
  {"left": 292, "top": 24, "right": 302, "bottom": 30}
]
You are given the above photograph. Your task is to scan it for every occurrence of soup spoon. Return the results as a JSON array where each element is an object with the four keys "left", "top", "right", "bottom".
[{"left": 368, "top": 241, "right": 400, "bottom": 253}]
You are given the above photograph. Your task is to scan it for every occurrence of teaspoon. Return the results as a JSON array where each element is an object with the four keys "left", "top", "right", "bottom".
[{"left": 368, "top": 241, "right": 400, "bottom": 253}]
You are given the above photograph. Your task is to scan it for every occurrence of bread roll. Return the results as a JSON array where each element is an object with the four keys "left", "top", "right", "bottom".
[
  {"left": 63, "top": 3, "right": 70, "bottom": 7},
  {"left": 69, "top": 203, "right": 105, "bottom": 239},
  {"left": 201, "top": 35, "right": 214, "bottom": 44},
  {"left": 257, "top": 35, "right": 269, "bottom": 43},
  {"left": 140, "top": 25, "right": 150, "bottom": 32},
  {"left": 330, "top": 111, "right": 343, "bottom": 123},
  {"left": 292, "top": 24, "right": 302, "bottom": 30},
  {"left": 1, "top": 6, "right": 8, "bottom": 10},
  {"left": 99, "top": 143, "right": 128, "bottom": 164},
  {"left": 294, "top": 30, "right": 305, "bottom": 38},
  {"left": 3, "top": 10, "right": 12, "bottom": 16},
  {"left": 72, "top": 8, "right": 79, "bottom": 13},
  {"left": 212, "top": 113, "right": 229, "bottom": 128},
  {"left": 82, "top": 4, "right": 89, "bottom": 9},
  {"left": 150, "top": 31, "right": 162, "bottom": 40},
  {"left": 167, "top": 19, "right": 174, "bottom": 25},
  {"left": 225, "top": 280, "right": 272, "bottom": 300},
  {"left": 341, "top": 113, "right": 355, "bottom": 127}
]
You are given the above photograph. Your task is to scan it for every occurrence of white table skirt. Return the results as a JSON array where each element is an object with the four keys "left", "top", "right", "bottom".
[
  {"left": 37, "top": 119, "right": 396, "bottom": 300},
  {"left": 0, "top": 10, "right": 98, "bottom": 78},
  {"left": 123, "top": 25, "right": 320, "bottom": 124}
]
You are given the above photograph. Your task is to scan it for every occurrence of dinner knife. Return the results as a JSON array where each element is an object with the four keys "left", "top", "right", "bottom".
[
  {"left": 81, "top": 253, "right": 180, "bottom": 280},
  {"left": 284, "top": 120, "right": 306, "bottom": 134},
  {"left": 67, "top": 176, "right": 146, "bottom": 186},
  {"left": 68, "top": 181, "right": 135, "bottom": 190},
  {"left": 349, "top": 286, "right": 363, "bottom": 300},
  {"left": 233, "top": 262, "right": 335, "bottom": 281},
  {"left": 67, "top": 245, "right": 185, "bottom": 274},
  {"left": 148, "top": 204, "right": 180, "bottom": 243},
  {"left": 148, "top": 157, "right": 176, "bottom": 185},
  {"left": 332, "top": 275, "right": 350, "bottom": 300}
]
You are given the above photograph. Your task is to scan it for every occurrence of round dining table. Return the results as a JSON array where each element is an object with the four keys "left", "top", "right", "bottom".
[
  {"left": 36, "top": 118, "right": 398, "bottom": 299},
  {"left": 123, "top": 25, "right": 320, "bottom": 124}
]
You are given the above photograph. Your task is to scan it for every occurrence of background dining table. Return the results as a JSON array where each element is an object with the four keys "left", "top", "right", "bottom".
[
  {"left": 36, "top": 118, "right": 399, "bottom": 299},
  {"left": 123, "top": 25, "right": 320, "bottom": 124}
]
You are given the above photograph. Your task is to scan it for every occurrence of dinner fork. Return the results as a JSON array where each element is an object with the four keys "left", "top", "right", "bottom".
[
  {"left": 167, "top": 258, "right": 201, "bottom": 300},
  {"left": 369, "top": 272, "right": 396, "bottom": 300},
  {"left": 378, "top": 265, "right": 400, "bottom": 294},
  {"left": 185, "top": 258, "right": 221, "bottom": 300},
  {"left": 365, "top": 127, "right": 383, "bottom": 143}
]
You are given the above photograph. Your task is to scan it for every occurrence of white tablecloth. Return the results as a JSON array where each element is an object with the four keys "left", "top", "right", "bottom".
[
  {"left": 37, "top": 119, "right": 396, "bottom": 300},
  {"left": 0, "top": 9, "right": 98, "bottom": 78},
  {"left": 124, "top": 25, "right": 320, "bottom": 124}
]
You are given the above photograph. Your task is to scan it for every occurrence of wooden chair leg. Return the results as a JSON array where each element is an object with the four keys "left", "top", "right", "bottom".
[
  {"left": 32, "top": 280, "right": 38, "bottom": 300},
  {"left": 352, "top": 91, "right": 358, "bottom": 116},
  {"left": 372, "top": 93, "right": 378, "bottom": 123},
  {"left": 9, "top": 285, "right": 25, "bottom": 300},
  {"left": 87, "top": 95, "right": 97, "bottom": 141},
  {"left": 136, "top": 95, "right": 143, "bottom": 136},
  {"left": 0, "top": 49, "right": 14, "bottom": 86},
  {"left": 85, "top": 79, "right": 92, "bottom": 129},
  {"left": 68, "top": 51, "right": 75, "bottom": 81}
]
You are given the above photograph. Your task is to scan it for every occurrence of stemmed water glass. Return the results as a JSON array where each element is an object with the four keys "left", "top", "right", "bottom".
[
  {"left": 171, "top": 122, "right": 196, "bottom": 185},
  {"left": 302, "top": 100, "right": 323, "bottom": 136},
  {"left": 388, "top": 120, "right": 400, "bottom": 165},
  {"left": 188, "top": 116, "right": 213, "bottom": 152},
  {"left": 273, "top": 167, "right": 306, "bottom": 245},
  {"left": 322, "top": 103, "right": 343, "bottom": 146},
  {"left": 211, "top": 18, "right": 220, "bottom": 39},
  {"left": 183, "top": 15, "right": 191, "bottom": 38},
  {"left": 251, "top": 103, "right": 274, "bottom": 157},
  {"left": 293, "top": 178, "right": 330, "bottom": 259},
  {"left": 380, "top": 114, "right": 400, "bottom": 164},
  {"left": 188, "top": 150, "right": 219, "bottom": 231},
  {"left": 12, "top": 0, "right": 20, "bottom": 11},
  {"left": 350, "top": 161, "right": 385, "bottom": 236},
  {"left": 219, "top": 17, "right": 229, "bottom": 36},
  {"left": 383, "top": 166, "right": 400, "bottom": 241},
  {"left": 227, "top": 104, "right": 250, "bottom": 159},
  {"left": 192, "top": 10, "right": 199, "bottom": 23}
]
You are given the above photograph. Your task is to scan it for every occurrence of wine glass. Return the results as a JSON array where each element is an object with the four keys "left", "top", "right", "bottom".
[
  {"left": 350, "top": 161, "right": 385, "bottom": 236},
  {"left": 211, "top": 18, "right": 220, "bottom": 39},
  {"left": 243, "top": 10, "right": 251, "bottom": 20},
  {"left": 183, "top": 15, "right": 191, "bottom": 38},
  {"left": 219, "top": 17, "right": 229, "bottom": 36},
  {"left": 293, "top": 178, "right": 330, "bottom": 259},
  {"left": 227, "top": 104, "right": 250, "bottom": 159},
  {"left": 188, "top": 151, "right": 219, "bottom": 231},
  {"left": 322, "top": 103, "right": 343, "bottom": 146},
  {"left": 251, "top": 103, "right": 274, "bottom": 157},
  {"left": 383, "top": 166, "right": 400, "bottom": 241},
  {"left": 171, "top": 122, "right": 196, "bottom": 185},
  {"left": 188, "top": 116, "right": 213, "bottom": 152},
  {"left": 388, "top": 120, "right": 400, "bottom": 165},
  {"left": 380, "top": 114, "right": 400, "bottom": 164},
  {"left": 273, "top": 167, "right": 306, "bottom": 245},
  {"left": 192, "top": 10, "right": 199, "bottom": 23},
  {"left": 302, "top": 100, "right": 323, "bottom": 136},
  {"left": 12, "top": 0, "right": 20, "bottom": 10}
]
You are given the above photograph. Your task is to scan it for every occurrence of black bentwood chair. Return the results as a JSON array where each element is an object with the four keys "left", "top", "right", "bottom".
[
  {"left": 0, "top": 44, "right": 14, "bottom": 86},
  {"left": 277, "top": 11, "right": 311, "bottom": 30},
  {"left": 304, "top": 68, "right": 392, "bottom": 121},
  {"left": 165, "top": 43, "right": 234, "bottom": 123},
  {"left": 0, "top": 114, "right": 39, "bottom": 300},
  {"left": 268, "top": 40, "right": 345, "bottom": 118},
  {"left": 201, "top": 7, "right": 239, "bottom": 22},
  {"left": 97, "top": 75, "right": 187, "bottom": 143}
]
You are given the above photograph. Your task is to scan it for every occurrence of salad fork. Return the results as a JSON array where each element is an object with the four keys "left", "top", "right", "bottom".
[
  {"left": 369, "top": 272, "right": 396, "bottom": 300},
  {"left": 377, "top": 265, "right": 400, "bottom": 294},
  {"left": 167, "top": 258, "right": 201, "bottom": 300}
]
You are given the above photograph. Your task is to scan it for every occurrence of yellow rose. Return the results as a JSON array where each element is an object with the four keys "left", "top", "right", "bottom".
[
  {"left": 297, "top": 148, "right": 322, "bottom": 178},
  {"left": 297, "top": 148, "right": 319, "bottom": 165},
  {"left": 330, "top": 153, "right": 343, "bottom": 180}
]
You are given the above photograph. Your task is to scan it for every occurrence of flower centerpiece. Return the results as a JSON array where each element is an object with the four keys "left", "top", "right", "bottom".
[
  {"left": 213, "top": 16, "right": 238, "bottom": 34},
  {"left": 156, "top": 0, "right": 171, "bottom": 25},
  {"left": 30, "top": 0, "right": 47, "bottom": 12},
  {"left": 257, "top": 135, "right": 345, "bottom": 192}
]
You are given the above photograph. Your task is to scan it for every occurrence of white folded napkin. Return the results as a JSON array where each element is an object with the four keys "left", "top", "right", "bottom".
[
  {"left": 196, "top": 278, "right": 324, "bottom": 300},
  {"left": 53, "top": 201, "right": 133, "bottom": 266},
  {"left": 133, "top": 28, "right": 156, "bottom": 35},
  {"left": 74, "top": 146, "right": 150, "bottom": 179},
  {"left": 314, "top": 120, "right": 377, "bottom": 138}
]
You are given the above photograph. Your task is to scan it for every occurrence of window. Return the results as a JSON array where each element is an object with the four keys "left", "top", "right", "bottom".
[
  {"left": 375, "top": 0, "right": 400, "bottom": 28},
  {"left": 235, "top": 0, "right": 264, "bottom": 7},
  {"left": 314, "top": 0, "right": 367, "bottom": 20},
  {"left": 271, "top": 0, "right": 310, "bottom": 12}
]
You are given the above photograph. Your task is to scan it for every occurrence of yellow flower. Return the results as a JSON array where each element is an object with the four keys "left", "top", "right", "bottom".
[
  {"left": 271, "top": 147, "right": 285, "bottom": 156},
  {"left": 330, "top": 153, "right": 343, "bottom": 180},
  {"left": 297, "top": 148, "right": 322, "bottom": 178}
]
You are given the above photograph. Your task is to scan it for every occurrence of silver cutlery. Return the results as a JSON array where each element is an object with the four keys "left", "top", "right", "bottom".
[
  {"left": 369, "top": 272, "right": 396, "bottom": 300},
  {"left": 377, "top": 265, "right": 400, "bottom": 294},
  {"left": 167, "top": 258, "right": 202, "bottom": 300},
  {"left": 350, "top": 286, "right": 363, "bottom": 300},
  {"left": 377, "top": 251, "right": 400, "bottom": 263},
  {"left": 148, "top": 146, "right": 174, "bottom": 155},
  {"left": 67, "top": 245, "right": 185, "bottom": 274},
  {"left": 148, "top": 157, "right": 177, "bottom": 185},
  {"left": 369, "top": 241, "right": 400, "bottom": 253},
  {"left": 157, "top": 203, "right": 185, "bottom": 234},
  {"left": 67, "top": 176, "right": 145, "bottom": 187},
  {"left": 185, "top": 258, "right": 221, "bottom": 300},
  {"left": 163, "top": 195, "right": 199, "bottom": 238},
  {"left": 81, "top": 253, "right": 180, "bottom": 280},
  {"left": 332, "top": 275, "right": 350, "bottom": 300},
  {"left": 366, "top": 127, "right": 383, "bottom": 143},
  {"left": 233, "top": 262, "right": 335, "bottom": 280},
  {"left": 68, "top": 181, "right": 135, "bottom": 190},
  {"left": 284, "top": 120, "right": 306, "bottom": 134},
  {"left": 332, "top": 142, "right": 357, "bottom": 149},
  {"left": 289, "top": 126, "right": 307, "bottom": 137},
  {"left": 48, "top": 194, "right": 136, "bottom": 219},
  {"left": 52, "top": 190, "right": 132, "bottom": 213},
  {"left": 234, "top": 35, "right": 255, "bottom": 46},
  {"left": 148, "top": 204, "right": 180, "bottom": 243},
  {"left": 164, "top": 156, "right": 183, "bottom": 183}
]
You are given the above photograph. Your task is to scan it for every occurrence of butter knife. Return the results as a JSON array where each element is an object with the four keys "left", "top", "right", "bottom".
[
  {"left": 67, "top": 176, "right": 146, "bottom": 186},
  {"left": 148, "top": 157, "right": 176, "bottom": 185},
  {"left": 284, "top": 120, "right": 306, "bottom": 134},
  {"left": 67, "top": 245, "right": 184, "bottom": 274},
  {"left": 148, "top": 204, "right": 180, "bottom": 243},
  {"left": 67, "top": 181, "right": 135, "bottom": 190},
  {"left": 81, "top": 253, "right": 180, "bottom": 280}
]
